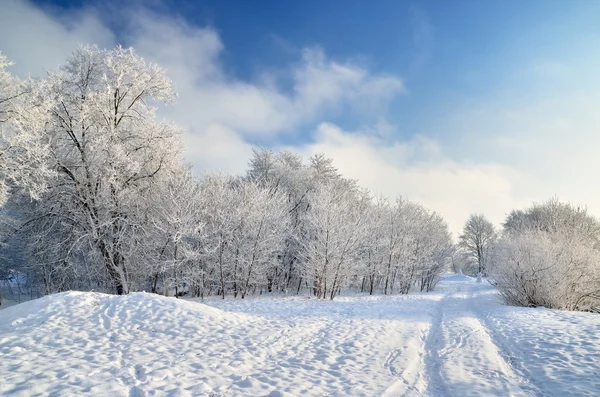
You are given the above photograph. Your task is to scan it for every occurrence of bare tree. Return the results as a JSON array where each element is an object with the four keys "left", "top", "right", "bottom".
[{"left": 459, "top": 214, "right": 496, "bottom": 275}]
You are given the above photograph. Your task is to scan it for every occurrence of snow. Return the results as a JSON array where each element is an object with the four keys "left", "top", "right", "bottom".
[{"left": 1, "top": 276, "right": 599, "bottom": 396}]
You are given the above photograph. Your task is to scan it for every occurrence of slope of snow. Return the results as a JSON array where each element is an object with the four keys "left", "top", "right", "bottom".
[
  {"left": 480, "top": 290, "right": 600, "bottom": 396},
  {"left": 1, "top": 277, "right": 599, "bottom": 396}
]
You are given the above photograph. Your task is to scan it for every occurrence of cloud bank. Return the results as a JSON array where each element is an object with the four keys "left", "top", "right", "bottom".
[{"left": 2, "top": 0, "right": 598, "bottom": 236}]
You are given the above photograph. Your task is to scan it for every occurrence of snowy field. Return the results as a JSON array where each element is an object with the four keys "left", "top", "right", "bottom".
[{"left": 1, "top": 275, "right": 599, "bottom": 396}]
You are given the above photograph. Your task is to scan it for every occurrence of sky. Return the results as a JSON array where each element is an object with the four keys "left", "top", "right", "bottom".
[{"left": 1, "top": 0, "right": 600, "bottom": 236}]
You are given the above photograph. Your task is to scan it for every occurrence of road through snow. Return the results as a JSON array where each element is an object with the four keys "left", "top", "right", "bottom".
[
  {"left": 423, "top": 277, "right": 537, "bottom": 397},
  {"left": 1, "top": 275, "right": 599, "bottom": 396}
]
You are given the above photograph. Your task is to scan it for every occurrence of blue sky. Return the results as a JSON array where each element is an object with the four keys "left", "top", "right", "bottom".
[
  {"left": 29, "top": 0, "right": 600, "bottom": 139},
  {"left": 2, "top": 0, "right": 600, "bottom": 234}
]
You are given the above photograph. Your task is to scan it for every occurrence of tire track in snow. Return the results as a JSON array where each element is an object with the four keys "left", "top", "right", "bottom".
[
  {"left": 426, "top": 283, "right": 537, "bottom": 397},
  {"left": 382, "top": 292, "right": 449, "bottom": 397},
  {"left": 471, "top": 288, "right": 547, "bottom": 397},
  {"left": 422, "top": 288, "right": 452, "bottom": 397},
  {"left": 382, "top": 344, "right": 427, "bottom": 397}
]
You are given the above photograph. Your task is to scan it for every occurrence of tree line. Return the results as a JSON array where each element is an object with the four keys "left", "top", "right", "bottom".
[
  {"left": 0, "top": 45, "right": 453, "bottom": 301},
  {"left": 2, "top": 45, "right": 598, "bottom": 311}
]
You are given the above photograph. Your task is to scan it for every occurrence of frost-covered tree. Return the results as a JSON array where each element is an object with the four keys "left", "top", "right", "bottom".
[
  {"left": 196, "top": 173, "right": 289, "bottom": 299},
  {"left": 1, "top": 45, "right": 457, "bottom": 301},
  {"left": 298, "top": 178, "right": 370, "bottom": 299},
  {"left": 229, "top": 180, "right": 289, "bottom": 298},
  {"left": 458, "top": 214, "right": 496, "bottom": 275},
  {"left": 492, "top": 199, "right": 600, "bottom": 311},
  {"left": 0, "top": 53, "right": 52, "bottom": 206},
  {"left": 346, "top": 197, "right": 452, "bottom": 296},
  {"left": 141, "top": 167, "right": 203, "bottom": 296},
  {"left": 382, "top": 198, "right": 418, "bottom": 294},
  {"left": 22, "top": 45, "right": 182, "bottom": 294},
  {"left": 357, "top": 196, "right": 388, "bottom": 295},
  {"left": 195, "top": 173, "right": 238, "bottom": 298},
  {"left": 246, "top": 148, "right": 313, "bottom": 292},
  {"left": 1, "top": 54, "right": 54, "bottom": 302},
  {"left": 415, "top": 212, "right": 453, "bottom": 292},
  {"left": 503, "top": 198, "right": 599, "bottom": 239},
  {"left": 389, "top": 202, "right": 451, "bottom": 294}
]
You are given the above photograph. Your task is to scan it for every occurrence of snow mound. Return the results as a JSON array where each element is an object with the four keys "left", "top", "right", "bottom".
[
  {"left": 0, "top": 291, "right": 228, "bottom": 333},
  {"left": 2, "top": 281, "right": 599, "bottom": 396},
  {"left": 0, "top": 289, "right": 436, "bottom": 396},
  {"left": 0, "top": 291, "right": 256, "bottom": 396}
]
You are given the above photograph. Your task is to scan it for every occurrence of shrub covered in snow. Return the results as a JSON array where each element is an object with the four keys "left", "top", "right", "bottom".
[{"left": 491, "top": 199, "right": 600, "bottom": 311}]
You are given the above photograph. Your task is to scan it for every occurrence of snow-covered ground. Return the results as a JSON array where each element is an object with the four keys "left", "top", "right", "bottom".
[{"left": 1, "top": 275, "right": 599, "bottom": 396}]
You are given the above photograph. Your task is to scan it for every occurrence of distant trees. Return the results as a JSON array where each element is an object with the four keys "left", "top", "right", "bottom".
[
  {"left": 491, "top": 199, "right": 600, "bottom": 311},
  {"left": 242, "top": 148, "right": 454, "bottom": 299},
  {"left": 358, "top": 198, "right": 453, "bottom": 296},
  {"left": 458, "top": 214, "right": 496, "bottom": 275}
]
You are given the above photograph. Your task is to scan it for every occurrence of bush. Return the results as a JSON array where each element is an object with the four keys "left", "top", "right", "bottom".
[{"left": 492, "top": 200, "right": 600, "bottom": 311}]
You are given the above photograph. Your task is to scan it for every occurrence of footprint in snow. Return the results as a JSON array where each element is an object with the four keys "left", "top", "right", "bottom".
[
  {"left": 134, "top": 364, "right": 147, "bottom": 382},
  {"left": 129, "top": 385, "right": 146, "bottom": 397}
]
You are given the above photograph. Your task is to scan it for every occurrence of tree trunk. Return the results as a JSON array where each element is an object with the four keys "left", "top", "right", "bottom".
[
  {"left": 219, "top": 238, "right": 226, "bottom": 299},
  {"left": 384, "top": 253, "right": 393, "bottom": 295},
  {"left": 152, "top": 273, "right": 159, "bottom": 294}
]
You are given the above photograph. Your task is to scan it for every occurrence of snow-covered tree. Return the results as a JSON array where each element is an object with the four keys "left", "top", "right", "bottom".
[
  {"left": 246, "top": 148, "right": 313, "bottom": 292},
  {"left": 458, "top": 214, "right": 496, "bottom": 275},
  {"left": 140, "top": 167, "right": 203, "bottom": 296},
  {"left": 297, "top": 178, "right": 369, "bottom": 299},
  {"left": 356, "top": 196, "right": 388, "bottom": 295},
  {"left": 230, "top": 180, "right": 289, "bottom": 298},
  {"left": 195, "top": 173, "right": 289, "bottom": 299},
  {"left": 492, "top": 199, "right": 600, "bottom": 311},
  {"left": 1, "top": 45, "right": 457, "bottom": 301},
  {"left": 22, "top": 45, "right": 183, "bottom": 294},
  {"left": 0, "top": 53, "right": 52, "bottom": 206},
  {"left": 415, "top": 211, "right": 453, "bottom": 292}
]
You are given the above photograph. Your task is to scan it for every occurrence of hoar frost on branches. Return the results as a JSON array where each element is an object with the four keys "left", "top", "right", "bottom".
[
  {"left": 298, "top": 179, "right": 369, "bottom": 300},
  {"left": 491, "top": 199, "right": 600, "bottom": 311},
  {"left": 196, "top": 173, "right": 289, "bottom": 299},
  {"left": 2, "top": 45, "right": 453, "bottom": 301},
  {"left": 458, "top": 214, "right": 496, "bottom": 276},
  {"left": 0, "top": 53, "right": 52, "bottom": 206},
  {"left": 21, "top": 45, "right": 183, "bottom": 295}
]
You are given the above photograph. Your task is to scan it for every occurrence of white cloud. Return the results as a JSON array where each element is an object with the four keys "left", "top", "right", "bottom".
[
  {"left": 110, "top": 9, "right": 405, "bottom": 178},
  {"left": 0, "top": 0, "right": 114, "bottom": 76},
  {"left": 0, "top": 1, "right": 403, "bottom": 169},
  {"left": 3, "top": 0, "right": 600, "bottom": 237},
  {"left": 437, "top": 90, "right": 600, "bottom": 224},
  {"left": 295, "top": 123, "right": 525, "bottom": 236}
]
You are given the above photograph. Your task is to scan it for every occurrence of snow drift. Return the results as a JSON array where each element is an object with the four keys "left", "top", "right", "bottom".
[{"left": 1, "top": 277, "right": 599, "bottom": 396}]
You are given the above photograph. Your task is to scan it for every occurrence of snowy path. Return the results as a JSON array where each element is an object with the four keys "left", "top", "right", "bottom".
[
  {"left": 1, "top": 275, "right": 599, "bottom": 396},
  {"left": 424, "top": 281, "right": 534, "bottom": 397}
]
